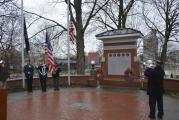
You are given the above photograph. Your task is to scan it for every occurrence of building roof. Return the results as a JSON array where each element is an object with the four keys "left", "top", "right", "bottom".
[{"left": 96, "top": 28, "right": 143, "bottom": 40}]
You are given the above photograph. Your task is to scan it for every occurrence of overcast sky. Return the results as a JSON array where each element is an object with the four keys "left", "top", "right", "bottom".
[
  {"left": 24, "top": 0, "right": 66, "bottom": 22},
  {"left": 20, "top": 0, "right": 179, "bottom": 55},
  {"left": 19, "top": 0, "right": 100, "bottom": 53}
]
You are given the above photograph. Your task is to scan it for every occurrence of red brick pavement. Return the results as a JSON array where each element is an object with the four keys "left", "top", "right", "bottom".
[{"left": 7, "top": 88, "right": 179, "bottom": 120}]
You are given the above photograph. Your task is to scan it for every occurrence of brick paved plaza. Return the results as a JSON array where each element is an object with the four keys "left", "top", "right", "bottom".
[{"left": 7, "top": 87, "right": 179, "bottom": 120}]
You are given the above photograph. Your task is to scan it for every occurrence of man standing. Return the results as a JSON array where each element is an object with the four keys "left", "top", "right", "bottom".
[
  {"left": 0, "top": 60, "right": 9, "bottom": 87},
  {"left": 38, "top": 62, "right": 48, "bottom": 92},
  {"left": 144, "top": 60, "right": 165, "bottom": 119},
  {"left": 24, "top": 60, "right": 34, "bottom": 93},
  {"left": 52, "top": 63, "right": 61, "bottom": 91}
]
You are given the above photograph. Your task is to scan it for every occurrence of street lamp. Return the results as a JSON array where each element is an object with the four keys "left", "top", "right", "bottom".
[{"left": 91, "top": 60, "right": 95, "bottom": 70}]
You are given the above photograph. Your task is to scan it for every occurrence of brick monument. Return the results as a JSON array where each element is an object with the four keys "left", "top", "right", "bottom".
[{"left": 96, "top": 28, "right": 143, "bottom": 80}]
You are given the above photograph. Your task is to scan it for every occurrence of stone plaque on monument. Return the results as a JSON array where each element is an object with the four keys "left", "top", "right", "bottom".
[{"left": 108, "top": 53, "right": 131, "bottom": 75}]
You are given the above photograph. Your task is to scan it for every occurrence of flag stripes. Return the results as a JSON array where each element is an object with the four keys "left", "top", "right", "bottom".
[
  {"left": 44, "top": 32, "right": 55, "bottom": 73},
  {"left": 69, "top": 21, "right": 75, "bottom": 44}
]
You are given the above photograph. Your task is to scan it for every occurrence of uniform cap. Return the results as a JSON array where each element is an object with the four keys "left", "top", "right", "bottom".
[{"left": 156, "top": 60, "right": 162, "bottom": 65}]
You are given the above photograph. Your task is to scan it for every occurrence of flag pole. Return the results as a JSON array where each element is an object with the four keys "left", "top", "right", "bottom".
[
  {"left": 67, "top": 0, "right": 71, "bottom": 86},
  {"left": 21, "top": 0, "right": 25, "bottom": 88}
]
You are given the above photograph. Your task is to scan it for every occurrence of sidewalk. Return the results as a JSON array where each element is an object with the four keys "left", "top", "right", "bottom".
[{"left": 7, "top": 87, "right": 179, "bottom": 120}]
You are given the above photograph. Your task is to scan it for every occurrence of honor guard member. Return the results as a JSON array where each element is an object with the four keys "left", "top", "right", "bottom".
[
  {"left": 52, "top": 63, "right": 61, "bottom": 91},
  {"left": 0, "top": 60, "right": 9, "bottom": 87},
  {"left": 24, "top": 60, "right": 34, "bottom": 93},
  {"left": 38, "top": 62, "right": 48, "bottom": 92}
]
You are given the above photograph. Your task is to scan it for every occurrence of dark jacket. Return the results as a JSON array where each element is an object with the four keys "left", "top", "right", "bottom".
[
  {"left": 52, "top": 67, "right": 61, "bottom": 78},
  {"left": 144, "top": 66, "right": 165, "bottom": 96},
  {"left": 0, "top": 64, "right": 9, "bottom": 82},
  {"left": 24, "top": 64, "right": 34, "bottom": 78}
]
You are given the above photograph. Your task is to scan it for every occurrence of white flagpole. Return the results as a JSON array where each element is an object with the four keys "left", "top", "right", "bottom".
[
  {"left": 21, "top": 0, "right": 25, "bottom": 88},
  {"left": 67, "top": 0, "right": 71, "bottom": 86}
]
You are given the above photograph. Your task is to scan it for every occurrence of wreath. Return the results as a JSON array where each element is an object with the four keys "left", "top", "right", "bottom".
[{"left": 124, "top": 68, "right": 135, "bottom": 81}]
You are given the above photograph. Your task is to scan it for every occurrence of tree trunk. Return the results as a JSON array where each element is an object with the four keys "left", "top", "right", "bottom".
[
  {"left": 76, "top": 30, "right": 85, "bottom": 74},
  {"left": 122, "top": 15, "right": 126, "bottom": 28},
  {"left": 160, "top": 35, "right": 169, "bottom": 68},
  {"left": 118, "top": 0, "right": 123, "bottom": 29},
  {"left": 75, "top": 0, "right": 85, "bottom": 74}
]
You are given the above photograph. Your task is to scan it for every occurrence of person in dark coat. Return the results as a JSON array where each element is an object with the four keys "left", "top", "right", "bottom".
[
  {"left": 24, "top": 60, "right": 34, "bottom": 93},
  {"left": 170, "top": 73, "right": 173, "bottom": 78},
  {"left": 0, "top": 60, "right": 9, "bottom": 87},
  {"left": 52, "top": 63, "right": 61, "bottom": 91},
  {"left": 144, "top": 60, "right": 165, "bottom": 119},
  {"left": 38, "top": 62, "right": 48, "bottom": 92}
]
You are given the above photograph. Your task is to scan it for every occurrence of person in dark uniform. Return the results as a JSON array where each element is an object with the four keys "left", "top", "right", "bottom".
[
  {"left": 0, "top": 60, "right": 9, "bottom": 87},
  {"left": 52, "top": 63, "right": 61, "bottom": 91},
  {"left": 144, "top": 60, "right": 165, "bottom": 119},
  {"left": 24, "top": 60, "right": 34, "bottom": 93},
  {"left": 170, "top": 73, "right": 173, "bottom": 78},
  {"left": 38, "top": 62, "right": 48, "bottom": 92}
]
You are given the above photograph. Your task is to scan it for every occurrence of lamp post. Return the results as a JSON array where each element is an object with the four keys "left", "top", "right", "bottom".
[
  {"left": 91, "top": 60, "right": 95, "bottom": 70},
  {"left": 91, "top": 60, "right": 95, "bottom": 80}
]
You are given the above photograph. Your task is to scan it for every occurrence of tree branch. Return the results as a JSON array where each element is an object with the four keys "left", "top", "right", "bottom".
[
  {"left": 12, "top": 3, "right": 67, "bottom": 31},
  {"left": 83, "top": 0, "right": 110, "bottom": 32},
  {"left": 29, "top": 25, "right": 65, "bottom": 39}
]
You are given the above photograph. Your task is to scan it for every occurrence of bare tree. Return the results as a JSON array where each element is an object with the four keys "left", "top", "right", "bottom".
[
  {"left": 10, "top": 1, "right": 78, "bottom": 68},
  {"left": 142, "top": 0, "right": 179, "bottom": 67},
  {"left": 0, "top": 0, "right": 13, "bottom": 6},
  {"left": 0, "top": 1, "right": 22, "bottom": 75},
  {"left": 29, "top": 22, "right": 68, "bottom": 59},
  {"left": 96, "top": 0, "right": 136, "bottom": 30},
  {"left": 62, "top": 0, "right": 110, "bottom": 74}
]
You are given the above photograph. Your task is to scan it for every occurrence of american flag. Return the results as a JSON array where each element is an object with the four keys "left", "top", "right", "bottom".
[
  {"left": 69, "top": 21, "right": 75, "bottom": 44},
  {"left": 45, "top": 32, "right": 55, "bottom": 73}
]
